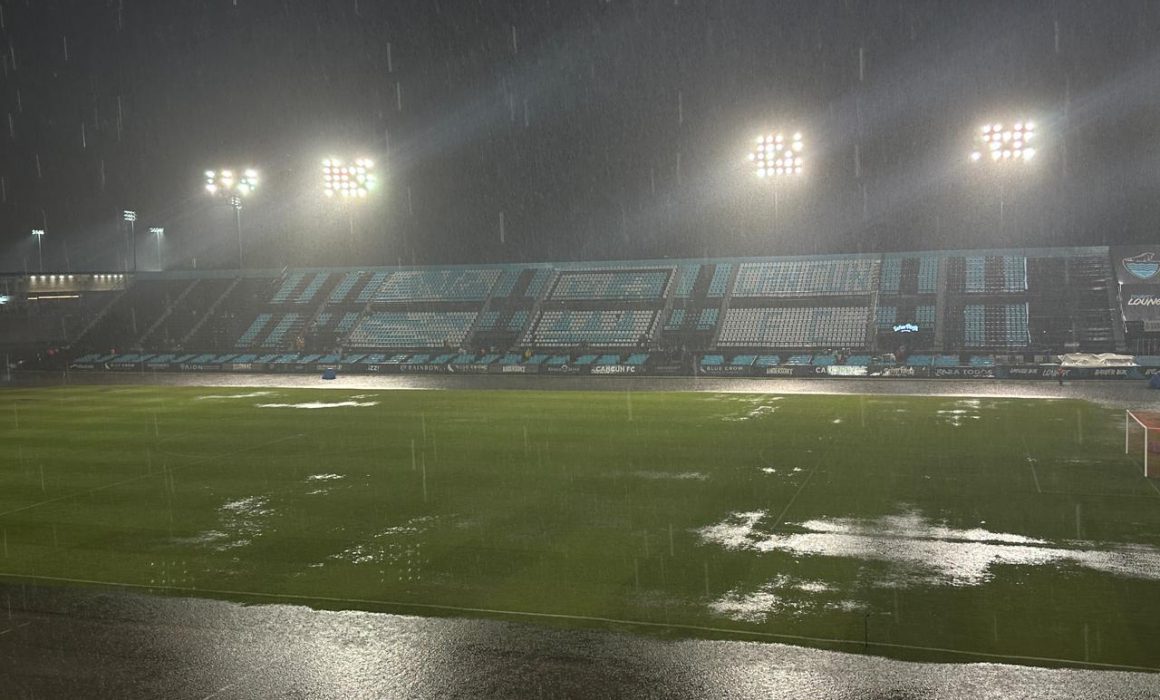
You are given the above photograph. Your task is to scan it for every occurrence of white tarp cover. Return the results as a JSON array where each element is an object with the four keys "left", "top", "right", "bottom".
[{"left": 1058, "top": 353, "right": 1136, "bottom": 367}]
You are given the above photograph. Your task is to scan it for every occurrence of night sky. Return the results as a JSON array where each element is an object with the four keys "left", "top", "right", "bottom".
[{"left": 1, "top": 0, "right": 1159, "bottom": 272}]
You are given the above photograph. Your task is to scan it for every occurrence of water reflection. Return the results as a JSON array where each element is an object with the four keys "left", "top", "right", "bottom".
[
  {"left": 9, "top": 369, "right": 1153, "bottom": 409},
  {"left": 697, "top": 508, "right": 1160, "bottom": 590},
  {"left": 0, "top": 583, "right": 1156, "bottom": 699}
]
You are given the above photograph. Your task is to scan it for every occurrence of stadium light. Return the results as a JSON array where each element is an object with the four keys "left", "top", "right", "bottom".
[
  {"left": 322, "top": 158, "right": 376, "bottom": 199},
  {"left": 150, "top": 227, "right": 165, "bottom": 271},
  {"left": 123, "top": 210, "right": 137, "bottom": 272},
  {"left": 204, "top": 168, "right": 259, "bottom": 197},
  {"left": 32, "top": 229, "right": 45, "bottom": 272},
  {"left": 748, "top": 132, "right": 804, "bottom": 178},
  {"left": 204, "top": 166, "right": 259, "bottom": 269},
  {"left": 970, "top": 120, "right": 1037, "bottom": 164}
]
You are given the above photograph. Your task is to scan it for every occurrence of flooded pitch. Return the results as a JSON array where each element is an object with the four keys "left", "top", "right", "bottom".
[{"left": 2, "top": 371, "right": 1159, "bottom": 698}]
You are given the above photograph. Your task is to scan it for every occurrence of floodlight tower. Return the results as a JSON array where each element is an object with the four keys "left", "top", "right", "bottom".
[
  {"left": 150, "top": 227, "right": 165, "bottom": 270},
  {"left": 322, "top": 157, "right": 377, "bottom": 246},
  {"left": 123, "top": 210, "right": 137, "bottom": 272},
  {"left": 970, "top": 120, "right": 1037, "bottom": 165},
  {"left": 32, "top": 229, "right": 45, "bottom": 272},
  {"left": 969, "top": 119, "right": 1037, "bottom": 234},
  {"left": 747, "top": 131, "right": 804, "bottom": 242},
  {"left": 204, "top": 168, "right": 259, "bottom": 268},
  {"left": 748, "top": 131, "right": 805, "bottom": 178}
]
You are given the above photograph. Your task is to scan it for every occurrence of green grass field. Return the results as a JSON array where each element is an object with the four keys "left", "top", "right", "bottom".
[{"left": 2, "top": 385, "right": 1159, "bottom": 669}]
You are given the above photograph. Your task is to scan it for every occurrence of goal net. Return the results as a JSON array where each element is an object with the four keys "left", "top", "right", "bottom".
[{"left": 1125, "top": 410, "right": 1160, "bottom": 478}]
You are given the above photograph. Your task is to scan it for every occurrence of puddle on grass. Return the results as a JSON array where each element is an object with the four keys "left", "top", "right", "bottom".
[
  {"left": 709, "top": 574, "right": 858, "bottom": 623},
  {"left": 715, "top": 395, "right": 783, "bottom": 422},
  {"left": 195, "top": 391, "right": 278, "bottom": 400},
  {"left": 305, "top": 473, "right": 347, "bottom": 495},
  {"left": 257, "top": 400, "right": 379, "bottom": 409},
  {"left": 328, "top": 516, "right": 442, "bottom": 573},
  {"left": 696, "top": 508, "right": 1160, "bottom": 587},
  {"left": 629, "top": 471, "right": 709, "bottom": 481},
  {"left": 760, "top": 467, "right": 805, "bottom": 475},
  {"left": 176, "top": 496, "right": 275, "bottom": 551}
]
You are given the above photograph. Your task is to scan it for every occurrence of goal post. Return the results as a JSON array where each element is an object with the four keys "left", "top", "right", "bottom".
[{"left": 1125, "top": 410, "right": 1160, "bottom": 478}]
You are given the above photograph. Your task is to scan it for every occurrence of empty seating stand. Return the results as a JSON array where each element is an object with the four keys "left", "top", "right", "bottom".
[
  {"left": 327, "top": 271, "right": 363, "bottom": 303},
  {"left": 718, "top": 307, "right": 868, "bottom": 347},
  {"left": 732, "top": 259, "right": 877, "bottom": 297},
  {"left": 374, "top": 268, "right": 501, "bottom": 302},
  {"left": 529, "top": 310, "right": 656, "bottom": 347},
  {"left": 550, "top": 270, "right": 669, "bottom": 301},
  {"left": 347, "top": 311, "right": 476, "bottom": 348}
]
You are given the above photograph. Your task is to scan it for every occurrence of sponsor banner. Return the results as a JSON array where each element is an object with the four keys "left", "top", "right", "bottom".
[
  {"left": 1113, "top": 247, "right": 1160, "bottom": 285},
  {"left": 447, "top": 363, "right": 493, "bottom": 374},
  {"left": 545, "top": 365, "right": 583, "bottom": 375},
  {"left": 932, "top": 367, "right": 997, "bottom": 379},
  {"left": 699, "top": 364, "right": 750, "bottom": 376},
  {"left": 1000, "top": 366, "right": 1137, "bottom": 380},
  {"left": 591, "top": 364, "right": 639, "bottom": 375},
  {"left": 179, "top": 363, "right": 221, "bottom": 371},
  {"left": 108, "top": 362, "right": 143, "bottom": 370},
  {"left": 69, "top": 363, "right": 95, "bottom": 370},
  {"left": 1003, "top": 366, "right": 1060, "bottom": 379},
  {"left": 869, "top": 366, "right": 929, "bottom": 378},
  {"left": 763, "top": 366, "right": 796, "bottom": 376},
  {"left": 651, "top": 364, "right": 683, "bottom": 375},
  {"left": 1122, "top": 285, "right": 1160, "bottom": 321},
  {"left": 822, "top": 365, "right": 868, "bottom": 377},
  {"left": 1088, "top": 367, "right": 1133, "bottom": 379},
  {"left": 400, "top": 364, "right": 449, "bottom": 374},
  {"left": 229, "top": 363, "right": 254, "bottom": 372},
  {"left": 500, "top": 364, "right": 529, "bottom": 374}
]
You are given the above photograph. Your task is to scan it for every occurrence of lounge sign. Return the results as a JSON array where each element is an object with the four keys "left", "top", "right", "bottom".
[{"left": 1121, "top": 285, "right": 1160, "bottom": 321}]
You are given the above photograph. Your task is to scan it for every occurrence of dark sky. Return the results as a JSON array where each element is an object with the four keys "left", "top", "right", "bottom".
[{"left": 1, "top": 0, "right": 1159, "bottom": 272}]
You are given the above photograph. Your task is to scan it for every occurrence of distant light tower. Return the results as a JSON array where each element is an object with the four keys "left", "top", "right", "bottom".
[
  {"left": 123, "top": 210, "right": 137, "bottom": 272},
  {"left": 150, "top": 227, "right": 165, "bottom": 270},
  {"left": 322, "top": 158, "right": 376, "bottom": 199},
  {"left": 748, "top": 132, "right": 804, "bottom": 178},
  {"left": 322, "top": 157, "right": 377, "bottom": 246},
  {"left": 204, "top": 168, "right": 259, "bottom": 269},
  {"left": 32, "top": 229, "right": 45, "bottom": 272},
  {"left": 970, "top": 120, "right": 1037, "bottom": 164}
]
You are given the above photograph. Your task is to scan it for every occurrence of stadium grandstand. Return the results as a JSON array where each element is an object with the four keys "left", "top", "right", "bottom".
[{"left": 7, "top": 244, "right": 1160, "bottom": 378}]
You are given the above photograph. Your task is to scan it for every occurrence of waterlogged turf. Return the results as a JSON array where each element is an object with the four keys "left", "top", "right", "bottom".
[{"left": 1, "top": 385, "right": 1158, "bottom": 669}]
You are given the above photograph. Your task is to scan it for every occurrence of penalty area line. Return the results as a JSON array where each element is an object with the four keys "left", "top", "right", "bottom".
[{"left": 0, "top": 571, "right": 1155, "bottom": 674}]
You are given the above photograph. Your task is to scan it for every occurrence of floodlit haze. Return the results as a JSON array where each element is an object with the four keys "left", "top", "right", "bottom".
[{"left": 0, "top": 0, "right": 1159, "bottom": 272}]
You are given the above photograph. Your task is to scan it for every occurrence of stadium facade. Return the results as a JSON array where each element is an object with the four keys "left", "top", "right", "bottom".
[{"left": 4, "top": 245, "right": 1160, "bottom": 378}]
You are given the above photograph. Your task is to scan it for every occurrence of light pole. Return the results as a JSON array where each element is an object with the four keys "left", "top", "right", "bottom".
[
  {"left": 123, "top": 210, "right": 137, "bottom": 272},
  {"left": 205, "top": 168, "right": 259, "bottom": 269},
  {"left": 748, "top": 131, "right": 804, "bottom": 242},
  {"left": 322, "top": 157, "right": 377, "bottom": 252},
  {"left": 150, "top": 227, "right": 165, "bottom": 270},
  {"left": 969, "top": 119, "right": 1037, "bottom": 234},
  {"left": 32, "top": 229, "right": 45, "bottom": 272}
]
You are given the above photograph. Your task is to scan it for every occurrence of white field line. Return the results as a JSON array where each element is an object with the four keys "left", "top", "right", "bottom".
[
  {"left": 0, "top": 621, "right": 31, "bottom": 637},
  {"left": 772, "top": 465, "right": 818, "bottom": 527},
  {"left": 0, "top": 433, "right": 306, "bottom": 519},
  {"left": 0, "top": 571, "right": 1155, "bottom": 674}
]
